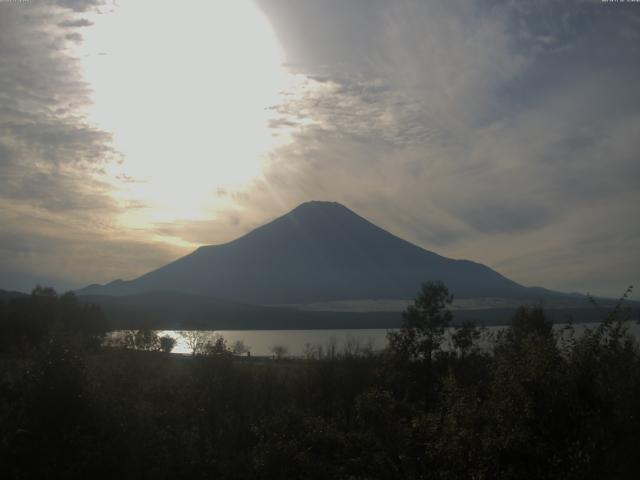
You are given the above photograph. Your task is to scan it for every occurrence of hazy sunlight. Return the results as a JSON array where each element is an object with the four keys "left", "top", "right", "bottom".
[{"left": 78, "top": 0, "right": 294, "bottom": 233}]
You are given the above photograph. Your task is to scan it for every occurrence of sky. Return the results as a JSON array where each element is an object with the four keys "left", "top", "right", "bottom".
[{"left": 0, "top": 0, "right": 638, "bottom": 298}]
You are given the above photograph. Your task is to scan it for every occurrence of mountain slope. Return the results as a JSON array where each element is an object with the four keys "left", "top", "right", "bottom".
[
  {"left": 78, "top": 291, "right": 609, "bottom": 330},
  {"left": 0, "top": 289, "right": 28, "bottom": 302},
  {"left": 78, "top": 201, "right": 543, "bottom": 303}
]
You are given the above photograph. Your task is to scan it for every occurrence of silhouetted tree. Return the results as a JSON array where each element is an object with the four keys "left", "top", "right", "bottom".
[
  {"left": 0, "top": 286, "right": 106, "bottom": 352},
  {"left": 270, "top": 345, "right": 288, "bottom": 360},
  {"left": 231, "top": 339, "right": 249, "bottom": 356},
  {"left": 159, "top": 335, "right": 177, "bottom": 354},
  {"left": 179, "top": 330, "right": 209, "bottom": 356},
  {"left": 204, "top": 334, "right": 230, "bottom": 357},
  {"left": 509, "top": 304, "right": 553, "bottom": 340},
  {"left": 388, "top": 281, "right": 453, "bottom": 364},
  {"left": 134, "top": 328, "right": 160, "bottom": 351},
  {"left": 451, "top": 320, "right": 481, "bottom": 358},
  {"left": 387, "top": 281, "right": 453, "bottom": 404}
]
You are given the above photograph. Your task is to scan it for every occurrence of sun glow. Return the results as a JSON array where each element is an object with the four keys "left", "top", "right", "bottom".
[{"left": 77, "top": 0, "right": 294, "bottom": 232}]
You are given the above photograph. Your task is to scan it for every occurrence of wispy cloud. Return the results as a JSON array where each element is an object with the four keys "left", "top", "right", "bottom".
[
  {"left": 0, "top": 0, "right": 177, "bottom": 290},
  {"left": 247, "top": 0, "right": 640, "bottom": 296}
]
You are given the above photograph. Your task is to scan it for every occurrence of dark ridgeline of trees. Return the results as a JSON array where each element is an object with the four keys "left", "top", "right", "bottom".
[
  {"left": 0, "top": 285, "right": 107, "bottom": 352},
  {"left": 0, "top": 283, "right": 639, "bottom": 479}
]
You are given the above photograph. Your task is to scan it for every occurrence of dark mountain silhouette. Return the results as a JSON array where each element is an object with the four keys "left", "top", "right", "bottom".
[
  {"left": 0, "top": 289, "right": 28, "bottom": 302},
  {"left": 77, "top": 291, "right": 404, "bottom": 330},
  {"left": 78, "top": 291, "right": 607, "bottom": 330},
  {"left": 78, "top": 201, "right": 560, "bottom": 304}
]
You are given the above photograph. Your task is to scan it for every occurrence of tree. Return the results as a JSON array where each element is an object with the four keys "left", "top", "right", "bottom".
[
  {"left": 203, "top": 333, "right": 230, "bottom": 357},
  {"left": 270, "top": 345, "right": 288, "bottom": 360},
  {"left": 388, "top": 281, "right": 453, "bottom": 366},
  {"left": 387, "top": 281, "right": 453, "bottom": 405},
  {"left": 179, "top": 330, "right": 209, "bottom": 356},
  {"left": 159, "top": 335, "right": 177, "bottom": 354},
  {"left": 452, "top": 321, "right": 481, "bottom": 358},
  {"left": 134, "top": 328, "right": 160, "bottom": 351},
  {"left": 231, "top": 339, "right": 249, "bottom": 356},
  {"left": 0, "top": 286, "right": 107, "bottom": 352},
  {"left": 509, "top": 304, "right": 553, "bottom": 341}
]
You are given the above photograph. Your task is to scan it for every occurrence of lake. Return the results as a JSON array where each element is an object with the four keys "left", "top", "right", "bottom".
[{"left": 111, "top": 322, "right": 640, "bottom": 357}]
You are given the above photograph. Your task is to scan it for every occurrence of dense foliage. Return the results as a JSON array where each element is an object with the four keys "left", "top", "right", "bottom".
[{"left": 1, "top": 284, "right": 639, "bottom": 479}]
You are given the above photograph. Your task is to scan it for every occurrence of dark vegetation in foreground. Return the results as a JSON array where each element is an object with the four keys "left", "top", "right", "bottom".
[{"left": 1, "top": 284, "right": 639, "bottom": 479}]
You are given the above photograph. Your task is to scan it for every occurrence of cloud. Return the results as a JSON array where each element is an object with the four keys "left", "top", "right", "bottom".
[
  {"left": 54, "top": 0, "right": 105, "bottom": 13},
  {"left": 0, "top": 0, "right": 134, "bottom": 290},
  {"left": 58, "top": 18, "right": 94, "bottom": 28},
  {"left": 1, "top": 0, "right": 637, "bottom": 298},
  {"left": 0, "top": 212, "right": 182, "bottom": 291},
  {"left": 247, "top": 0, "right": 640, "bottom": 296},
  {"left": 0, "top": 27, "right": 116, "bottom": 259}
]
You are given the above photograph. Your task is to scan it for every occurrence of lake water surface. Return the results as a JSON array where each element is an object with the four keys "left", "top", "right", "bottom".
[{"left": 114, "top": 322, "right": 640, "bottom": 357}]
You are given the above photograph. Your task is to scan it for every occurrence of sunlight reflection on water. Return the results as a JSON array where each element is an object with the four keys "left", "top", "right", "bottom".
[{"left": 108, "top": 322, "right": 640, "bottom": 357}]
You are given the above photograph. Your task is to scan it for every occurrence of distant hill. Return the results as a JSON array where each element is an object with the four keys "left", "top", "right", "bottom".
[
  {"left": 78, "top": 291, "right": 402, "bottom": 330},
  {"left": 78, "top": 291, "right": 609, "bottom": 330},
  {"left": 0, "top": 289, "right": 28, "bottom": 303},
  {"left": 78, "top": 201, "right": 566, "bottom": 304}
]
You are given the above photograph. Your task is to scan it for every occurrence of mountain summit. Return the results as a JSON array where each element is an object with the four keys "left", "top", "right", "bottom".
[{"left": 79, "top": 201, "right": 536, "bottom": 303}]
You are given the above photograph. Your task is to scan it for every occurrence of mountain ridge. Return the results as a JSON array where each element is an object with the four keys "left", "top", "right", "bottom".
[{"left": 77, "top": 201, "right": 559, "bottom": 303}]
